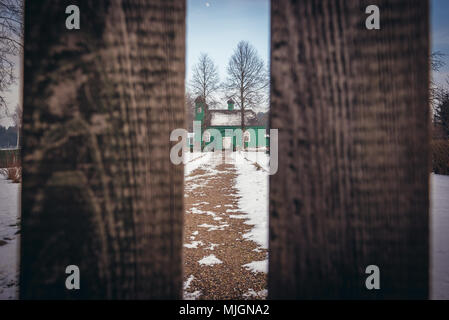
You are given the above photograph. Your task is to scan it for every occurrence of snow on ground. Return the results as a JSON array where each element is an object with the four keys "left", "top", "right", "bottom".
[
  {"left": 243, "top": 288, "right": 268, "bottom": 299},
  {"left": 184, "top": 152, "right": 221, "bottom": 195},
  {"left": 206, "top": 243, "right": 219, "bottom": 251},
  {"left": 184, "top": 241, "right": 203, "bottom": 249},
  {"left": 189, "top": 207, "right": 218, "bottom": 219},
  {"left": 239, "top": 151, "right": 270, "bottom": 172},
  {"left": 0, "top": 176, "right": 20, "bottom": 300},
  {"left": 183, "top": 275, "right": 202, "bottom": 300},
  {"left": 431, "top": 174, "right": 449, "bottom": 300},
  {"left": 233, "top": 152, "right": 269, "bottom": 250},
  {"left": 230, "top": 152, "right": 270, "bottom": 280},
  {"left": 198, "top": 254, "right": 223, "bottom": 266},
  {"left": 184, "top": 152, "right": 213, "bottom": 177},
  {"left": 198, "top": 223, "right": 229, "bottom": 232},
  {"left": 229, "top": 214, "right": 247, "bottom": 219},
  {"left": 243, "top": 260, "right": 268, "bottom": 274}
]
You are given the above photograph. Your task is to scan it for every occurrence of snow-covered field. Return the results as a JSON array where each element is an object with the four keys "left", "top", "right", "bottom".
[
  {"left": 184, "top": 152, "right": 212, "bottom": 176},
  {"left": 431, "top": 173, "right": 449, "bottom": 300},
  {"left": 0, "top": 175, "right": 20, "bottom": 300}
]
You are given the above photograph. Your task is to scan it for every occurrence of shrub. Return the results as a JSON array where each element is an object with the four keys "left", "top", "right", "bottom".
[
  {"left": 0, "top": 167, "right": 21, "bottom": 183},
  {"left": 0, "top": 149, "right": 20, "bottom": 168},
  {"left": 432, "top": 139, "right": 449, "bottom": 175}
]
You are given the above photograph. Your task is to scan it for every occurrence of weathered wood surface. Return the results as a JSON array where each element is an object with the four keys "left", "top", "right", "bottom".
[
  {"left": 269, "top": 0, "right": 429, "bottom": 299},
  {"left": 20, "top": 0, "right": 185, "bottom": 299}
]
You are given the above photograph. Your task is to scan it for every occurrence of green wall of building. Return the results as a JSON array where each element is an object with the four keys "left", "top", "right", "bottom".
[{"left": 190, "top": 100, "right": 268, "bottom": 151}]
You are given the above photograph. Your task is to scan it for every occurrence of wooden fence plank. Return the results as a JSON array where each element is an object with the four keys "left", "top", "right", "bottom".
[
  {"left": 269, "top": 0, "right": 429, "bottom": 299},
  {"left": 20, "top": 0, "right": 185, "bottom": 299}
]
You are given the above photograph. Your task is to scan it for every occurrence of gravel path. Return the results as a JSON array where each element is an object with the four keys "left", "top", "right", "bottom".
[{"left": 183, "top": 152, "right": 267, "bottom": 300}]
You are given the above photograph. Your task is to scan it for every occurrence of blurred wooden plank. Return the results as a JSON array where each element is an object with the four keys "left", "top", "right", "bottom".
[
  {"left": 269, "top": 0, "right": 429, "bottom": 299},
  {"left": 20, "top": 0, "right": 185, "bottom": 299}
]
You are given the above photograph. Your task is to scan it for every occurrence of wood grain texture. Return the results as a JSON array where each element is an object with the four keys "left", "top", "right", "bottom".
[
  {"left": 269, "top": 0, "right": 429, "bottom": 299},
  {"left": 20, "top": 0, "right": 185, "bottom": 299}
]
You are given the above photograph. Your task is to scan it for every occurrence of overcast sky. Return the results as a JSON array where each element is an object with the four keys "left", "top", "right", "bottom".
[{"left": 431, "top": 0, "right": 449, "bottom": 87}]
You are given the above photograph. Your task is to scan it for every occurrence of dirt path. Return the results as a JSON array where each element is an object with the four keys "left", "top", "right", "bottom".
[{"left": 183, "top": 152, "right": 267, "bottom": 299}]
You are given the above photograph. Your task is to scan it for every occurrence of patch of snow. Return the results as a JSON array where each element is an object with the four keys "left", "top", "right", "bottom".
[
  {"left": 233, "top": 151, "right": 269, "bottom": 249},
  {"left": 192, "top": 231, "right": 199, "bottom": 236},
  {"left": 185, "top": 163, "right": 220, "bottom": 183},
  {"left": 193, "top": 202, "right": 209, "bottom": 206},
  {"left": 198, "top": 223, "right": 229, "bottom": 232},
  {"left": 240, "top": 151, "right": 269, "bottom": 171},
  {"left": 185, "top": 181, "right": 207, "bottom": 192},
  {"left": 198, "top": 254, "right": 222, "bottom": 266},
  {"left": 431, "top": 174, "right": 449, "bottom": 300},
  {"left": 184, "top": 241, "right": 203, "bottom": 249},
  {"left": 0, "top": 176, "right": 20, "bottom": 300},
  {"left": 189, "top": 207, "right": 217, "bottom": 218},
  {"left": 184, "top": 290, "right": 202, "bottom": 300},
  {"left": 243, "top": 260, "right": 268, "bottom": 274},
  {"left": 206, "top": 243, "right": 219, "bottom": 251},
  {"left": 229, "top": 215, "right": 247, "bottom": 219},
  {"left": 183, "top": 275, "right": 202, "bottom": 300},
  {"left": 184, "top": 152, "right": 212, "bottom": 177},
  {"left": 183, "top": 275, "right": 195, "bottom": 290},
  {"left": 243, "top": 288, "right": 268, "bottom": 299}
]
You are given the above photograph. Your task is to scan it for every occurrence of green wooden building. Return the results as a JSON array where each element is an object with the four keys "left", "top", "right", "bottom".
[{"left": 190, "top": 96, "right": 268, "bottom": 151}]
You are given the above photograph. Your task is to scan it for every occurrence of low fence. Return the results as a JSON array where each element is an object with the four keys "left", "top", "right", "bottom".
[{"left": 0, "top": 148, "right": 20, "bottom": 168}]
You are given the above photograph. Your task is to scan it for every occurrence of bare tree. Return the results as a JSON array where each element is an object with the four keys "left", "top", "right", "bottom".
[
  {"left": 434, "top": 91, "right": 449, "bottom": 138},
  {"left": 430, "top": 51, "right": 447, "bottom": 105},
  {"left": 431, "top": 51, "right": 446, "bottom": 72},
  {"left": 190, "top": 53, "right": 220, "bottom": 107},
  {"left": 224, "top": 41, "right": 268, "bottom": 130},
  {"left": 0, "top": 0, "right": 23, "bottom": 110}
]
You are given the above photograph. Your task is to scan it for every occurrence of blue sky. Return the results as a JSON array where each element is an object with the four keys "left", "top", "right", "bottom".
[
  {"left": 1, "top": 0, "right": 449, "bottom": 127},
  {"left": 186, "top": 0, "right": 270, "bottom": 99},
  {"left": 186, "top": 0, "right": 449, "bottom": 89},
  {"left": 431, "top": 0, "right": 449, "bottom": 87}
]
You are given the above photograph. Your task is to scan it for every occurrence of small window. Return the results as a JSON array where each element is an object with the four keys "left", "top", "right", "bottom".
[{"left": 197, "top": 107, "right": 202, "bottom": 113}]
